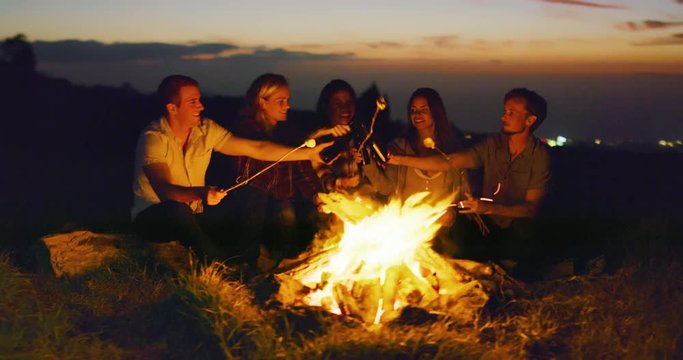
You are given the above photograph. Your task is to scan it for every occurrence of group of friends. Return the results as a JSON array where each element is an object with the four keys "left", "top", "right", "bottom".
[{"left": 131, "top": 73, "right": 551, "bottom": 279}]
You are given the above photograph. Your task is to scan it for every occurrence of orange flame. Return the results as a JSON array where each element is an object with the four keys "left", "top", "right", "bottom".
[{"left": 291, "top": 192, "right": 454, "bottom": 321}]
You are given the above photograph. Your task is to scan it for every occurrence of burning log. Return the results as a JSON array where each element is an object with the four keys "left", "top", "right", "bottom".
[
  {"left": 274, "top": 191, "right": 509, "bottom": 324},
  {"left": 342, "top": 278, "right": 382, "bottom": 323},
  {"left": 275, "top": 247, "right": 497, "bottom": 324}
]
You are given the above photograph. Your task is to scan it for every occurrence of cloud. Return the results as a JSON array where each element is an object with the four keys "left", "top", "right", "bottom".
[
  {"left": 528, "top": 39, "right": 558, "bottom": 47},
  {"left": 540, "top": 0, "right": 625, "bottom": 9},
  {"left": 419, "top": 35, "right": 521, "bottom": 52},
  {"left": 633, "top": 33, "right": 683, "bottom": 46},
  {"left": 422, "top": 35, "right": 460, "bottom": 48},
  {"left": 366, "top": 41, "right": 405, "bottom": 49},
  {"left": 468, "top": 39, "right": 515, "bottom": 50},
  {"left": 32, "top": 40, "right": 352, "bottom": 64},
  {"left": 181, "top": 48, "right": 256, "bottom": 60},
  {"left": 288, "top": 44, "right": 326, "bottom": 50},
  {"left": 33, "top": 40, "right": 238, "bottom": 62},
  {"left": 617, "top": 20, "right": 683, "bottom": 31},
  {"left": 228, "top": 48, "right": 353, "bottom": 60}
]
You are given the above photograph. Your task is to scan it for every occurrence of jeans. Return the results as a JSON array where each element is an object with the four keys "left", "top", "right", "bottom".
[{"left": 133, "top": 201, "right": 220, "bottom": 261}]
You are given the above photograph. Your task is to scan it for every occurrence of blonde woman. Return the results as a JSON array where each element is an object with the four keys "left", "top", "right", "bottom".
[{"left": 229, "top": 74, "right": 327, "bottom": 272}]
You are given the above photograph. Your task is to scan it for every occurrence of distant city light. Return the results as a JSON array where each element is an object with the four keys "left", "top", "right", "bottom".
[
  {"left": 658, "top": 139, "right": 678, "bottom": 148},
  {"left": 545, "top": 135, "right": 569, "bottom": 147},
  {"left": 473, "top": 135, "right": 681, "bottom": 148}
]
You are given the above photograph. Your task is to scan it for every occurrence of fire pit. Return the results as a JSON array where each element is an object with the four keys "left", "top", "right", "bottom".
[{"left": 275, "top": 192, "right": 509, "bottom": 324}]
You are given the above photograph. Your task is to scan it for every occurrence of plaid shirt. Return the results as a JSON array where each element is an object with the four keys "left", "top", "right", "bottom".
[{"left": 231, "top": 115, "right": 322, "bottom": 201}]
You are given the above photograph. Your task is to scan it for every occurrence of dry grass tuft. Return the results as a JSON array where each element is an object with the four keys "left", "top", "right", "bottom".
[
  {"left": 176, "top": 258, "right": 279, "bottom": 359},
  {"left": 284, "top": 320, "right": 485, "bottom": 359}
]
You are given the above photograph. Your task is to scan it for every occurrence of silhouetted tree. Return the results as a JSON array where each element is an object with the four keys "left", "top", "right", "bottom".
[{"left": 1, "top": 33, "right": 37, "bottom": 74}]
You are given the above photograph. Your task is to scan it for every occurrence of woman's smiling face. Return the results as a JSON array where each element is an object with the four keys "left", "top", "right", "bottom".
[
  {"left": 409, "top": 96, "right": 433, "bottom": 131},
  {"left": 259, "top": 86, "right": 291, "bottom": 125}
]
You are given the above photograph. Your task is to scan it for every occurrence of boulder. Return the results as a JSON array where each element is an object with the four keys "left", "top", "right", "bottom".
[{"left": 41, "top": 230, "right": 188, "bottom": 277}]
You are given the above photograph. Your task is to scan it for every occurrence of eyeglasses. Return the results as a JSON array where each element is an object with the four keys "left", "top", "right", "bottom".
[{"left": 410, "top": 108, "right": 430, "bottom": 116}]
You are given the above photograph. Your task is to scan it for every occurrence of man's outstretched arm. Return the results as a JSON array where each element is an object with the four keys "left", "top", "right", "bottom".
[{"left": 143, "top": 163, "right": 226, "bottom": 205}]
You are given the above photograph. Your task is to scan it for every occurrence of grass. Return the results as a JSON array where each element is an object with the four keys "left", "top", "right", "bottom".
[
  {"left": 0, "top": 253, "right": 123, "bottom": 359},
  {"left": 481, "top": 262, "right": 683, "bottom": 359},
  {"left": 174, "top": 257, "right": 683, "bottom": 359},
  {"left": 176, "top": 260, "right": 278, "bottom": 359},
  {"left": 1, "top": 244, "right": 682, "bottom": 359}
]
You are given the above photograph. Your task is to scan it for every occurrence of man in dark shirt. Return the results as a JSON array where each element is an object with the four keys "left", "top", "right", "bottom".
[{"left": 389, "top": 88, "right": 551, "bottom": 279}]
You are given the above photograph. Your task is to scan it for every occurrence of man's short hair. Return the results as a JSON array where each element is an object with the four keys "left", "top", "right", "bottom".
[
  {"left": 504, "top": 88, "right": 547, "bottom": 131},
  {"left": 157, "top": 74, "right": 199, "bottom": 109}
]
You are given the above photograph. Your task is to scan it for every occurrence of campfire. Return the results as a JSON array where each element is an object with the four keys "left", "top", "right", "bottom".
[{"left": 275, "top": 192, "right": 494, "bottom": 324}]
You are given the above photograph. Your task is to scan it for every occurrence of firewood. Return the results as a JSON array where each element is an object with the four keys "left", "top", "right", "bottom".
[{"left": 351, "top": 278, "right": 382, "bottom": 324}]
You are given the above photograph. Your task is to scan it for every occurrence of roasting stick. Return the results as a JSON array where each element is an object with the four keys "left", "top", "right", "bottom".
[
  {"left": 356, "top": 97, "right": 387, "bottom": 153},
  {"left": 423, "top": 137, "right": 490, "bottom": 236},
  {"left": 222, "top": 140, "right": 317, "bottom": 193}
]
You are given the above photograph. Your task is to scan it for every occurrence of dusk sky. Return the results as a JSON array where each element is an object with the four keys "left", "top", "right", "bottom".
[{"left": 3, "top": 0, "right": 683, "bottom": 142}]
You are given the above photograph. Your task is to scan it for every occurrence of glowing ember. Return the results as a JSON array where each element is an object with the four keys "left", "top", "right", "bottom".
[{"left": 275, "top": 192, "right": 492, "bottom": 324}]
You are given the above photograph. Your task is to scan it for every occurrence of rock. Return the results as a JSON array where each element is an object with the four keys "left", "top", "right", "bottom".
[
  {"left": 149, "top": 240, "right": 191, "bottom": 272},
  {"left": 42, "top": 230, "right": 125, "bottom": 277},
  {"left": 41, "top": 230, "right": 189, "bottom": 277}
]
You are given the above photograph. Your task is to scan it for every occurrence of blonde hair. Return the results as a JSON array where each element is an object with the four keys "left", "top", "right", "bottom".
[{"left": 244, "top": 73, "right": 289, "bottom": 133}]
